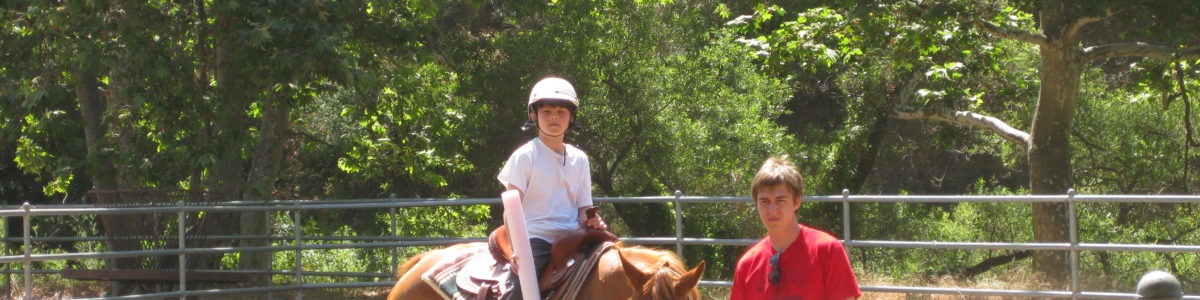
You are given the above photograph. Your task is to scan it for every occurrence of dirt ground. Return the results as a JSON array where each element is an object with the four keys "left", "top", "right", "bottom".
[{"left": 4, "top": 266, "right": 1132, "bottom": 300}]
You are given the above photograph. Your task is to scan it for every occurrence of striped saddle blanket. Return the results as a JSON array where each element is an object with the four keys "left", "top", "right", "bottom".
[{"left": 422, "top": 242, "right": 613, "bottom": 300}]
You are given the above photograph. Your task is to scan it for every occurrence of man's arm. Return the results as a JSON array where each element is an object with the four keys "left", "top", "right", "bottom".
[
  {"left": 824, "top": 242, "right": 861, "bottom": 300},
  {"left": 729, "top": 263, "right": 747, "bottom": 300}
]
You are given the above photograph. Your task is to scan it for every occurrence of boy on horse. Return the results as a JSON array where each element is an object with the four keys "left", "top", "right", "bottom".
[
  {"left": 497, "top": 77, "right": 608, "bottom": 298},
  {"left": 731, "top": 156, "right": 861, "bottom": 300}
]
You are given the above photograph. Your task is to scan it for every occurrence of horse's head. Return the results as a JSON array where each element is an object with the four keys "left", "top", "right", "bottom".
[{"left": 615, "top": 247, "right": 706, "bottom": 300}]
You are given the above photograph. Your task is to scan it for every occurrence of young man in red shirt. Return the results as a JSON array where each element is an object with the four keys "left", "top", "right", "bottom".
[{"left": 731, "top": 156, "right": 861, "bottom": 300}]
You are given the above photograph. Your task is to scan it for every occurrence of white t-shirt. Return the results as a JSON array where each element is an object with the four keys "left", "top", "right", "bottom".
[{"left": 497, "top": 138, "right": 594, "bottom": 243}]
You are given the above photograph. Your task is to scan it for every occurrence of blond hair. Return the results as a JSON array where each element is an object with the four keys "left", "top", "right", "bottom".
[{"left": 751, "top": 155, "right": 804, "bottom": 200}]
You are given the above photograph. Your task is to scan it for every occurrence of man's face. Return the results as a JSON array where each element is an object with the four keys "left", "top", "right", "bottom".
[
  {"left": 530, "top": 104, "right": 572, "bottom": 136},
  {"left": 755, "top": 184, "right": 801, "bottom": 233}
]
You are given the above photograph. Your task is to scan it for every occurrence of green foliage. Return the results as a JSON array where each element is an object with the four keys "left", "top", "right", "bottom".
[
  {"left": 4, "top": 0, "right": 1200, "bottom": 294},
  {"left": 262, "top": 204, "right": 491, "bottom": 282},
  {"left": 731, "top": 0, "right": 1200, "bottom": 288},
  {"left": 1066, "top": 60, "right": 1200, "bottom": 288},
  {"left": 447, "top": 2, "right": 796, "bottom": 279},
  {"left": 331, "top": 62, "right": 477, "bottom": 193},
  {"left": 849, "top": 181, "right": 1034, "bottom": 279}
]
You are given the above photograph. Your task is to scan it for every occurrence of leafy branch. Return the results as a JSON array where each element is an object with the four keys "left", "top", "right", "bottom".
[
  {"left": 972, "top": 18, "right": 1047, "bottom": 47},
  {"left": 893, "top": 109, "right": 1030, "bottom": 147},
  {"left": 1084, "top": 43, "right": 1200, "bottom": 62}
]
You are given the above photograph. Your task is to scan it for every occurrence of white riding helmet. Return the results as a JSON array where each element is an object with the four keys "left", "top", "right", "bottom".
[{"left": 527, "top": 77, "right": 579, "bottom": 111}]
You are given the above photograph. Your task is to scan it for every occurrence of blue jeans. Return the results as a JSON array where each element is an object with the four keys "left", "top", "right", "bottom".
[
  {"left": 530, "top": 238, "right": 552, "bottom": 279},
  {"left": 506, "top": 238, "right": 552, "bottom": 299}
]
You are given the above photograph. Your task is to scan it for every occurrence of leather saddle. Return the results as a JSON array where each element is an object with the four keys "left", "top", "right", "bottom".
[
  {"left": 455, "top": 251, "right": 512, "bottom": 300},
  {"left": 487, "top": 224, "right": 618, "bottom": 293}
]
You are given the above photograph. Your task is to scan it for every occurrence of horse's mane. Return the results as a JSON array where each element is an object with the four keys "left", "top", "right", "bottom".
[
  {"left": 395, "top": 243, "right": 479, "bottom": 279},
  {"left": 614, "top": 243, "right": 688, "bottom": 273},
  {"left": 395, "top": 251, "right": 430, "bottom": 279},
  {"left": 613, "top": 243, "right": 700, "bottom": 300}
]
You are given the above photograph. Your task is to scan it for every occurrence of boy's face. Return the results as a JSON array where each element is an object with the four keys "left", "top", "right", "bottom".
[
  {"left": 755, "top": 184, "right": 801, "bottom": 233},
  {"left": 530, "top": 104, "right": 573, "bottom": 137}
]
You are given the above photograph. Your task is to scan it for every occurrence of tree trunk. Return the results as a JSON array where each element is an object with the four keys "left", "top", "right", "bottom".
[
  {"left": 962, "top": 250, "right": 1034, "bottom": 278},
  {"left": 101, "top": 1, "right": 142, "bottom": 191},
  {"left": 847, "top": 94, "right": 895, "bottom": 193},
  {"left": 210, "top": 3, "right": 256, "bottom": 278},
  {"left": 73, "top": 66, "right": 117, "bottom": 191},
  {"left": 105, "top": 54, "right": 141, "bottom": 190},
  {"left": 611, "top": 203, "right": 675, "bottom": 236},
  {"left": 189, "top": 0, "right": 210, "bottom": 191},
  {"left": 210, "top": 38, "right": 248, "bottom": 201},
  {"left": 593, "top": 168, "right": 675, "bottom": 237},
  {"left": 1028, "top": 0, "right": 1084, "bottom": 284},
  {"left": 238, "top": 96, "right": 292, "bottom": 273}
]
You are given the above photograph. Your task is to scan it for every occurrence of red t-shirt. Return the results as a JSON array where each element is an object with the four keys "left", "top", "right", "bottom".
[{"left": 730, "top": 225, "right": 861, "bottom": 300}]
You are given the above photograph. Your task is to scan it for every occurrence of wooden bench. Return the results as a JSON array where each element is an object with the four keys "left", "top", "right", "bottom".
[{"left": 64, "top": 189, "right": 243, "bottom": 295}]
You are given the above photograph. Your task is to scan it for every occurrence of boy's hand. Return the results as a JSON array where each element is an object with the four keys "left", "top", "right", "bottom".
[
  {"left": 585, "top": 214, "right": 607, "bottom": 230},
  {"left": 581, "top": 206, "right": 608, "bottom": 231},
  {"left": 509, "top": 255, "right": 521, "bottom": 272}
]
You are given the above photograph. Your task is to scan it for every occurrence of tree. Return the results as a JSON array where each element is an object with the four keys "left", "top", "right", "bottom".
[
  {"left": 741, "top": 0, "right": 1200, "bottom": 282},
  {"left": 447, "top": 0, "right": 794, "bottom": 236},
  {"left": 1, "top": 0, "right": 369, "bottom": 275},
  {"left": 406, "top": 1, "right": 798, "bottom": 276},
  {"left": 899, "top": 0, "right": 1200, "bottom": 281}
]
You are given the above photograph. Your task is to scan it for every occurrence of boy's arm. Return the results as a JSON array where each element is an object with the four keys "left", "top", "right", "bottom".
[
  {"left": 504, "top": 184, "right": 523, "bottom": 199},
  {"left": 576, "top": 155, "right": 604, "bottom": 230}
]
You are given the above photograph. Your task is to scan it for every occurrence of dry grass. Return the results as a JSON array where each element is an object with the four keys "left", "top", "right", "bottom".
[
  {"left": 195, "top": 288, "right": 388, "bottom": 300},
  {"left": 4, "top": 274, "right": 107, "bottom": 299},
  {"left": 853, "top": 267, "right": 1061, "bottom": 300},
  {"left": 3, "top": 273, "right": 392, "bottom": 299},
  {"left": 6, "top": 265, "right": 1142, "bottom": 299},
  {"left": 699, "top": 265, "right": 1095, "bottom": 300},
  {"left": 4, "top": 280, "right": 388, "bottom": 299}
]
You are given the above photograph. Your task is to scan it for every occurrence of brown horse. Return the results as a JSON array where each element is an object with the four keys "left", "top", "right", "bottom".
[{"left": 386, "top": 242, "right": 706, "bottom": 300}]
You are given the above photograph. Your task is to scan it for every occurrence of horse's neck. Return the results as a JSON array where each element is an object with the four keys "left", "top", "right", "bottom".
[
  {"left": 581, "top": 249, "right": 640, "bottom": 299},
  {"left": 584, "top": 247, "right": 689, "bottom": 300}
]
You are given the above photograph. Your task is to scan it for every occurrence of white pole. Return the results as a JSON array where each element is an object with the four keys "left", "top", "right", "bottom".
[{"left": 501, "top": 190, "right": 539, "bottom": 300}]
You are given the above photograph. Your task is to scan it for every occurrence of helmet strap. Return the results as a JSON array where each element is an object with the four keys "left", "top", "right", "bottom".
[
  {"left": 539, "top": 127, "right": 566, "bottom": 138},
  {"left": 533, "top": 116, "right": 567, "bottom": 138},
  {"left": 525, "top": 113, "right": 578, "bottom": 137}
]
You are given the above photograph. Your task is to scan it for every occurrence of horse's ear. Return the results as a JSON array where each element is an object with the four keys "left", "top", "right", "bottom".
[
  {"left": 674, "top": 260, "right": 706, "bottom": 297},
  {"left": 618, "top": 250, "right": 650, "bottom": 292}
]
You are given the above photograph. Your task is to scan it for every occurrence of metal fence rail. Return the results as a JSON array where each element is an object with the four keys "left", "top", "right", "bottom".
[{"left": 3, "top": 191, "right": 1199, "bottom": 299}]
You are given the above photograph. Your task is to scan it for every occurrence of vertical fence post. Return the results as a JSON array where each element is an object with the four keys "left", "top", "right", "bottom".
[
  {"left": 2, "top": 206, "right": 8, "bottom": 299},
  {"left": 389, "top": 193, "right": 398, "bottom": 277},
  {"left": 842, "top": 189, "right": 851, "bottom": 243},
  {"left": 268, "top": 202, "right": 275, "bottom": 300},
  {"left": 294, "top": 199, "right": 303, "bottom": 299},
  {"left": 673, "top": 190, "right": 684, "bottom": 258},
  {"left": 177, "top": 200, "right": 188, "bottom": 299},
  {"left": 22, "top": 202, "right": 31, "bottom": 300},
  {"left": 1066, "top": 189, "right": 1079, "bottom": 299}
]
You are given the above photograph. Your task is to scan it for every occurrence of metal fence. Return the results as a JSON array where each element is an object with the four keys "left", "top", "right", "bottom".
[{"left": 1, "top": 190, "right": 1198, "bottom": 299}]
